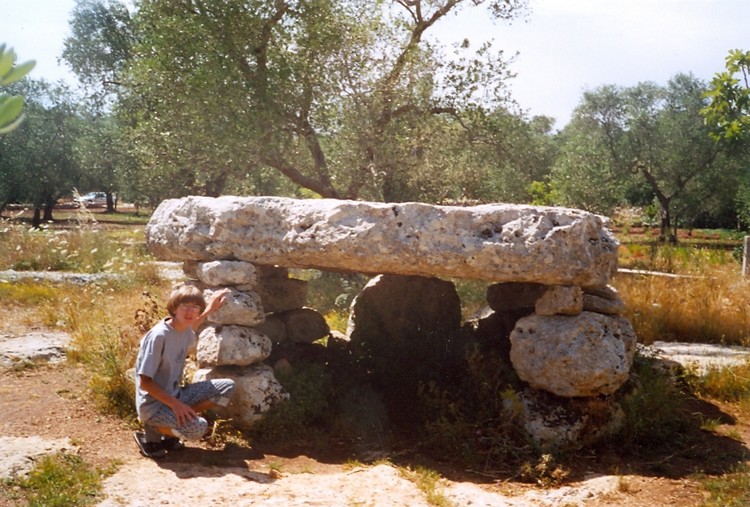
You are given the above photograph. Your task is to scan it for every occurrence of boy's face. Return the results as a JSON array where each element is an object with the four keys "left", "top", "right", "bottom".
[{"left": 172, "top": 303, "right": 202, "bottom": 329}]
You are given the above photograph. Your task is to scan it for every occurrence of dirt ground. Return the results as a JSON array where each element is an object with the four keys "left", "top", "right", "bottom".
[{"left": 1, "top": 330, "right": 749, "bottom": 507}]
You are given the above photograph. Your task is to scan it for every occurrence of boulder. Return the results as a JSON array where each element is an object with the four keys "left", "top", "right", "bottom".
[
  {"left": 243, "top": 277, "right": 308, "bottom": 313},
  {"left": 193, "top": 364, "right": 289, "bottom": 429},
  {"left": 252, "top": 314, "right": 287, "bottom": 343},
  {"left": 347, "top": 274, "right": 465, "bottom": 421},
  {"left": 583, "top": 286, "right": 625, "bottom": 316},
  {"left": 145, "top": 196, "right": 619, "bottom": 286},
  {"left": 195, "top": 260, "right": 258, "bottom": 287},
  {"left": 197, "top": 324, "right": 272, "bottom": 367},
  {"left": 535, "top": 285, "right": 583, "bottom": 316},
  {"left": 204, "top": 287, "right": 265, "bottom": 327},
  {"left": 464, "top": 309, "right": 520, "bottom": 365},
  {"left": 510, "top": 312, "right": 637, "bottom": 397},
  {"left": 505, "top": 388, "right": 625, "bottom": 452},
  {"left": 282, "top": 308, "right": 330, "bottom": 343}
]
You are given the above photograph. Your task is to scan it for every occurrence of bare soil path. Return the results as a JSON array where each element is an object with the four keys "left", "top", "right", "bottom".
[{"left": 1, "top": 329, "right": 749, "bottom": 506}]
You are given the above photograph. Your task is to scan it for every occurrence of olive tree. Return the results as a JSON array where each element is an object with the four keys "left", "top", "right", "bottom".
[
  {"left": 551, "top": 74, "right": 727, "bottom": 241},
  {"left": 65, "top": 0, "right": 530, "bottom": 204}
]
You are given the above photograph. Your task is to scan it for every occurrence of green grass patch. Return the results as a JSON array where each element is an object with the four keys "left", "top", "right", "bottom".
[
  {"left": 688, "top": 361, "right": 750, "bottom": 403},
  {"left": 5, "top": 452, "right": 108, "bottom": 506},
  {"left": 0, "top": 281, "right": 59, "bottom": 304},
  {"left": 698, "top": 465, "right": 750, "bottom": 506},
  {"left": 617, "top": 351, "right": 692, "bottom": 449}
]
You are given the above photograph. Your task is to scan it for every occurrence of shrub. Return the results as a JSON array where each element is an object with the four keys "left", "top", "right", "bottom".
[
  {"left": 248, "top": 362, "right": 335, "bottom": 446},
  {"left": 616, "top": 351, "right": 692, "bottom": 449}
]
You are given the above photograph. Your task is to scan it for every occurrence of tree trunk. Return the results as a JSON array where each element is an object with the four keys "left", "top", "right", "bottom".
[
  {"left": 106, "top": 192, "right": 116, "bottom": 212},
  {"left": 32, "top": 207, "right": 42, "bottom": 229},
  {"left": 43, "top": 202, "right": 54, "bottom": 222},
  {"left": 657, "top": 197, "right": 676, "bottom": 243}
]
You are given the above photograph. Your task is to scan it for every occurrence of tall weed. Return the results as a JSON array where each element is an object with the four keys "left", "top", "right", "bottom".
[
  {"left": 0, "top": 220, "right": 147, "bottom": 273},
  {"left": 617, "top": 351, "right": 692, "bottom": 449},
  {"left": 66, "top": 287, "right": 166, "bottom": 419}
]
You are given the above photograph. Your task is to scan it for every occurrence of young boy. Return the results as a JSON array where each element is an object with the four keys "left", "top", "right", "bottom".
[{"left": 133, "top": 284, "right": 235, "bottom": 459}]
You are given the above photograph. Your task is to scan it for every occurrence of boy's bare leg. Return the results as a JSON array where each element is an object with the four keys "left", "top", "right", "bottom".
[
  {"left": 154, "top": 425, "right": 175, "bottom": 436},
  {"left": 191, "top": 399, "right": 219, "bottom": 413}
]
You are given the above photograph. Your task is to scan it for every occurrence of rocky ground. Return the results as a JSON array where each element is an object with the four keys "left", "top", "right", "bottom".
[{"left": 1, "top": 324, "right": 749, "bottom": 506}]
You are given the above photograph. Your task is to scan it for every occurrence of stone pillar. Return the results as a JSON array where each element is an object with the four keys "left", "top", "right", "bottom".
[
  {"left": 186, "top": 260, "right": 290, "bottom": 429},
  {"left": 743, "top": 236, "right": 750, "bottom": 277}
]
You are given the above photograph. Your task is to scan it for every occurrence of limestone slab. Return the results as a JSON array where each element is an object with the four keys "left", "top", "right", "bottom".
[{"left": 146, "top": 196, "right": 619, "bottom": 286}]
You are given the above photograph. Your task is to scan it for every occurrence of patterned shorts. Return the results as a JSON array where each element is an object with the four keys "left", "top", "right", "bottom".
[{"left": 142, "top": 378, "right": 235, "bottom": 442}]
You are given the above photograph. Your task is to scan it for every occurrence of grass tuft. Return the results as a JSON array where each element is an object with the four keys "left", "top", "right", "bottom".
[
  {"left": 698, "top": 464, "right": 750, "bottom": 506},
  {"left": 8, "top": 452, "right": 106, "bottom": 506},
  {"left": 398, "top": 466, "right": 456, "bottom": 507}
]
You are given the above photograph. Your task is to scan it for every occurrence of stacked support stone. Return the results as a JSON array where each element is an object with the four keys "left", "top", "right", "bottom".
[
  {"left": 484, "top": 282, "right": 635, "bottom": 450},
  {"left": 183, "top": 260, "right": 290, "bottom": 429},
  {"left": 146, "top": 195, "right": 632, "bottom": 450}
]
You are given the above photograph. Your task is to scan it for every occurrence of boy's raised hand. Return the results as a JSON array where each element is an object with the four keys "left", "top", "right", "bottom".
[{"left": 206, "top": 287, "right": 230, "bottom": 314}]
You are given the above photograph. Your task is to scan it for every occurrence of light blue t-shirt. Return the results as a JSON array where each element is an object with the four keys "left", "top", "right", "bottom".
[{"left": 134, "top": 318, "right": 195, "bottom": 421}]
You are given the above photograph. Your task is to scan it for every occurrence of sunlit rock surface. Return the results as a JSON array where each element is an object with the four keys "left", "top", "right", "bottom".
[{"left": 146, "top": 196, "right": 618, "bottom": 287}]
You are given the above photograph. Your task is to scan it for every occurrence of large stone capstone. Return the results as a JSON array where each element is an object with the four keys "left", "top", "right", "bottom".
[{"left": 145, "top": 196, "right": 619, "bottom": 287}]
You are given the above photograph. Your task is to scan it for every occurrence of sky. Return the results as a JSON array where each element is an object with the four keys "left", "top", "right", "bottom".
[{"left": 2, "top": 0, "right": 750, "bottom": 129}]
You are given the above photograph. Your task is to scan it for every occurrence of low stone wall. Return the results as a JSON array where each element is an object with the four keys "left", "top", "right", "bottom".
[{"left": 146, "top": 196, "right": 634, "bottom": 450}]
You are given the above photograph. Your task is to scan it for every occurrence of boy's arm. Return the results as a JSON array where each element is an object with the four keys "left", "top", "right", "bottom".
[{"left": 192, "top": 288, "right": 230, "bottom": 331}]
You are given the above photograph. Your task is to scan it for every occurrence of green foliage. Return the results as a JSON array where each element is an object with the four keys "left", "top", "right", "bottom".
[
  {"left": 78, "top": 0, "right": 535, "bottom": 204},
  {"left": 11, "top": 452, "right": 104, "bottom": 506},
  {"left": 0, "top": 44, "right": 35, "bottom": 133},
  {"left": 689, "top": 361, "right": 750, "bottom": 403},
  {"left": 699, "top": 464, "right": 750, "bottom": 507},
  {"left": 702, "top": 49, "right": 750, "bottom": 145},
  {"left": 249, "top": 362, "right": 335, "bottom": 445},
  {"left": 617, "top": 351, "right": 691, "bottom": 449},
  {"left": 418, "top": 347, "right": 533, "bottom": 469},
  {"left": 557, "top": 74, "right": 730, "bottom": 239},
  {"left": 63, "top": 0, "right": 134, "bottom": 104},
  {"left": 548, "top": 121, "right": 627, "bottom": 214},
  {"left": 0, "top": 79, "right": 85, "bottom": 221}
]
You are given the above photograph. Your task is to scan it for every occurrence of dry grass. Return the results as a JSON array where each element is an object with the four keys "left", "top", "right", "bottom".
[
  {"left": 0, "top": 217, "right": 169, "bottom": 417},
  {"left": 614, "top": 244, "right": 750, "bottom": 346}
]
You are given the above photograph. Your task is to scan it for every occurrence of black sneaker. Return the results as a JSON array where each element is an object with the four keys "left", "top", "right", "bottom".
[
  {"left": 133, "top": 431, "right": 167, "bottom": 459},
  {"left": 162, "top": 436, "right": 185, "bottom": 451}
]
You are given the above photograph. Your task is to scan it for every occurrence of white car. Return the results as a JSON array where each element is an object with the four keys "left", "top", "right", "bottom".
[{"left": 78, "top": 192, "right": 108, "bottom": 208}]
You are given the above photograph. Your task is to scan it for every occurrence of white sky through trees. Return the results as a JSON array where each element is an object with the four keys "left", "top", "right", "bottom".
[{"left": 3, "top": 0, "right": 749, "bottom": 128}]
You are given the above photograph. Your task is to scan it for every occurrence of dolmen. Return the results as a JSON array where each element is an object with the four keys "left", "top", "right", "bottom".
[{"left": 145, "top": 196, "right": 635, "bottom": 450}]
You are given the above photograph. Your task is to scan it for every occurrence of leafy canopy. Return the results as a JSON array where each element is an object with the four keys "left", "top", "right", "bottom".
[{"left": 702, "top": 49, "right": 750, "bottom": 145}]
